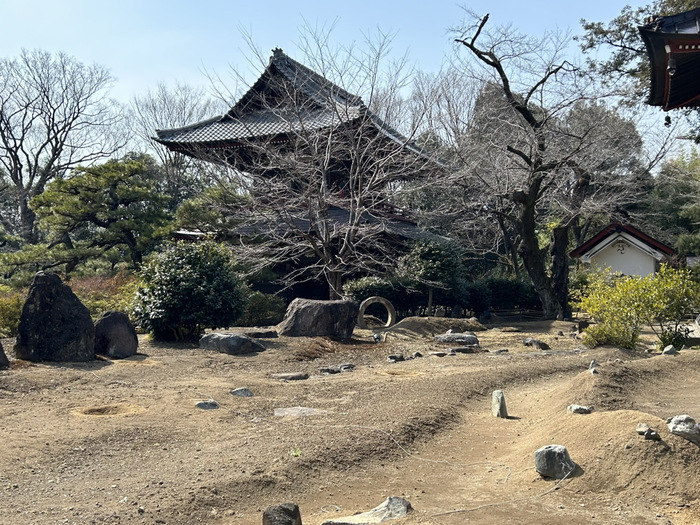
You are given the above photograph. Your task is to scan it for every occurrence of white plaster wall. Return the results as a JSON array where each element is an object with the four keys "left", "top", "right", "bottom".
[{"left": 590, "top": 243, "right": 656, "bottom": 276}]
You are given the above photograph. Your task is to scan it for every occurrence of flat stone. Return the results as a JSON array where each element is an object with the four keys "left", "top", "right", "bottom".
[
  {"left": 663, "top": 345, "right": 679, "bottom": 355},
  {"left": 636, "top": 422, "right": 650, "bottom": 435},
  {"left": 242, "top": 330, "right": 278, "bottom": 339},
  {"left": 567, "top": 404, "right": 593, "bottom": 415},
  {"left": 412, "top": 352, "right": 423, "bottom": 359},
  {"left": 318, "top": 366, "right": 342, "bottom": 374},
  {"left": 230, "top": 387, "right": 253, "bottom": 397},
  {"left": 274, "top": 407, "right": 326, "bottom": 417},
  {"left": 339, "top": 363, "right": 356, "bottom": 372},
  {"left": 451, "top": 346, "right": 478, "bottom": 353},
  {"left": 429, "top": 351, "right": 447, "bottom": 357},
  {"left": 387, "top": 354, "right": 405, "bottom": 363},
  {"left": 321, "top": 496, "right": 412, "bottom": 525},
  {"left": 490, "top": 348, "right": 509, "bottom": 354},
  {"left": 523, "top": 338, "right": 550, "bottom": 350},
  {"left": 196, "top": 401, "right": 220, "bottom": 410},
  {"left": 271, "top": 372, "right": 309, "bottom": 381},
  {"left": 434, "top": 333, "right": 479, "bottom": 345}
]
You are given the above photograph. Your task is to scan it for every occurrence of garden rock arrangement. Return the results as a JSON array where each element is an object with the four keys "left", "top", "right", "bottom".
[
  {"left": 199, "top": 333, "right": 265, "bottom": 355},
  {"left": 94, "top": 310, "right": 138, "bottom": 358},
  {"left": 278, "top": 299, "right": 358, "bottom": 338},
  {"left": 14, "top": 271, "right": 94, "bottom": 362}
]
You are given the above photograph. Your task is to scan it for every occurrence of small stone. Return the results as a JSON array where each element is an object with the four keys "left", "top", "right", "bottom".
[
  {"left": 663, "top": 345, "right": 679, "bottom": 355},
  {"left": 644, "top": 429, "right": 662, "bottom": 441},
  {"left": 230, "top": 388, "right": 253, "bottom": 397},
  {"left": 523, "top": 338, "right": 550, "bottom": 350},
  {"left": 492, "top": 390, "right": 508, "bottom": 418},
  {"left": 387, "top": 354, "right": 405, "bottom": 363},
  {"left": 636, "top": 423, "right": 650, "bottom": 435},
  {"left": 196, "top": 401, "right": 219, "bottom": 410},
  {"left": 590, "top": 368, "right": 599, "bottom": 375},
  {"left": 567, "top": 404, "right": 593, "bottom": 414},
  {"left": 339, "top": 363, "right": 356, "bottom": 372},
  {"left": 318, "top": 366, "right": 341, "bottom": 374},
  {"left": 490, "top": 348, "right": 509, "bottom": 354},
  {"left": 434, "top": 333, "right": 479, "bottom": 345},
  {"left": 589, "top": 360, "right": 598, "bottom": 370},
  {"left": 429, "top": 351, "right": 447, "bottom": 357},
  {"left": 411, "top": 352, "right": 423, "bottom": 359},
  {"left": 271, "top": 372, "right": 309, "bottom": 381}
]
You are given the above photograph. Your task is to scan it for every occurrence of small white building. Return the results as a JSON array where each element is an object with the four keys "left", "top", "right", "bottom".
[{"left": 570, "top": 223, "right": 674, "bottom": 277}]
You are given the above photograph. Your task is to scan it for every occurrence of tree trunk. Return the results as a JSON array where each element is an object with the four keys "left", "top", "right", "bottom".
[
  {"left": 327, "top": 271, "right": 343, "bottom": 300},
  {"left": 550, "top": 225, "right": 570, "bottom": 319},
  {"left": 427, "top": 287, "right": 434, "bottom": 317},
  {"left": 514, "top": 189, "right": 563, "bottom": 320},
  {"left": 19, "top": 196, "right": 37, "bottom": 243}
]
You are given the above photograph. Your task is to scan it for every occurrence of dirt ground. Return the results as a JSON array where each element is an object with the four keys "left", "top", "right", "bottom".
[{"left": 1, "top": 317, "right": 700, "bottom": 525}]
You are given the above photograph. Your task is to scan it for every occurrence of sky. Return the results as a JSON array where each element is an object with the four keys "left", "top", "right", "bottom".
[{"left": 0, "top": 0, "right": 652, "bottom": 105}]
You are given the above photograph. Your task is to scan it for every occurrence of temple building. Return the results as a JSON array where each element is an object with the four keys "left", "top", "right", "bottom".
[{"left": 639, "top": 8, "right": 700, "bottom": 110}]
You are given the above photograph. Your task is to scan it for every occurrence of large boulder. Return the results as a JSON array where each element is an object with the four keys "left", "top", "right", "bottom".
[
  {"left": 199, "top": 333, "right": 265, "bottom": 355},
  {"left": 534, "top": 444, "right": 577, "bottom": 479},
  {"left": 14, "top": 272, "right": 94, "bottom": 362},
  {"left": 666, "top": 415, "right": 700, "bottom": 445},
  {"left": 94, "top": 310, "right": 138, "bottom": 358},
  {"left": 278, "top": 299, "right": 358, "bottom": 338},
  {"left": 0, "top": 340, "right": 9, "bottom": 370}
]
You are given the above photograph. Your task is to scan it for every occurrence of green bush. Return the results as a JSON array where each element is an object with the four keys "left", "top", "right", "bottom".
[
  {"left": 0, "top": 289, "right": 24, "bottom": 337},
  {"left": 577, "top": 266, "right": 700, "bottom": 350},
  {"left": 236, "top": 291, "right": 286, "bottom": 327},
  {"left": 131, "top": 241, "right": 248, "bottom": 340}
]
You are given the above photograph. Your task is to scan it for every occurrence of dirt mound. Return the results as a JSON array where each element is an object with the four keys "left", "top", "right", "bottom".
[{"left": 381, "top": 316, "right": 486, "bottom": 340}]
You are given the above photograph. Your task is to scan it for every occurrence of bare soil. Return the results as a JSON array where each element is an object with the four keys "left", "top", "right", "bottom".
[{"left": 1, "top": 317, "right": 699, "bottom": 525}]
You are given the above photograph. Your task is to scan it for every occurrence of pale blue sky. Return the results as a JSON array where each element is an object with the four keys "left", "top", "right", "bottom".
[{"left": 0, "top": 0, "right": 650, "bottom": 103}]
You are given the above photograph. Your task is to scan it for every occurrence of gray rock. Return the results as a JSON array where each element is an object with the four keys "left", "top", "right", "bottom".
[
  {"left": 666, "top": 415, "right": 700, "bottom": 445},
  {"left": 636, "top": 422, "right": 650, "bottom": 435},
  {"left": 319, "top": 366, "right": 342, "bottom": 374},
  {"left": 271, "top": 372, "right": 309, "bottom": 381},
  {"left": 523, "top": 338, "right": 550, "bottom": 350},
  {"left": 278, "top": 299, "right": 358, "bottom": 338},
  {"left": 663, "top": 345, "right": 679, "bottom": 355},
  {"left": 387, "top": 354, "right": 405, "bottom": 363},
  {"left": 490, "top": 348, "right": 509, "bottom": 354},
  {"left": 230, "top": 387, "right": 253, "bottom": 397},
  {"left": 263, "top": 503, "right": 302, "bottom": 525},
  {"left": 429, "top": 351, "right": 447, "bottom": 357},
  {"left": 0, "top": 341, "right": 8, "bottom": 370},
  {"left": 274, "top": 406, "right": 326, "bottom": 417},
  {"left": 339, "top": 363, "right": 355, "bottom": 372},
  {"left": 567, "top": 404, "right": 593, "bottom": 415},
  {"left": 199, "top": 333, "right": 265, "bottom": 355},
  {"left": 452, "top": 346, "right": 478, "bottom": 354},
  {"left": 590, "top": 368, "right": 599, "bottom": 375},
  {"left": 412, "top": 351, "right": 423, "bottom": 359},
  {"left": 534, "top": 445, "right": 577, "bottom": 479},
  {"left": 196, "top": 400, "right": 219, "bottom": 410},
  {"left": 434, "top": 333, "right": 479, "bottom": 345},
  {"left": 241, "top": 330, "right": 278, "bottom": 339},
  {"left": 94, "top": 310, "right": 138, "bottom": 359},
  {"left": 644, "top": 429, "right": 662, "bottom": 441},
  {"left": 589, "top": 360, "right": 598, "bottom": 370},
  {"left": 14, "top": 272, "right": 94, "bottom": 362},
  {"left": 322, "top": 496, "right": 413, "bottom": 525},
  {"left": 492, "top": 390, "right": 508, "bottom": 418}
]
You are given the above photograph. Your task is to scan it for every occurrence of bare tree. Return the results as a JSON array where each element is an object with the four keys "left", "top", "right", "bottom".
[
  {"left": 427, "top": 13, "right": 654, "bottom": 318},
  {"left": 157, "top": 38, "right": 442, "bottom": 298},
  {"left": 131, "top": 82, "right": 228, "bottom": 208},
  {"left": 0, "top": 49, "right": 127, "bottom": 242}
]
